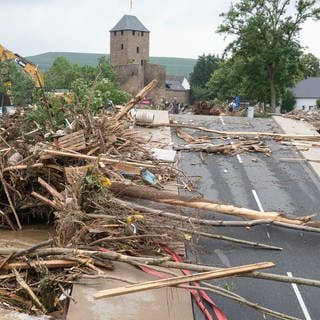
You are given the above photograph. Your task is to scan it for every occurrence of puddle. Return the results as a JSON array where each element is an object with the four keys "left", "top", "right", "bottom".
[{"left": 0, "top": 225, "right": 53, "bottom": 248}]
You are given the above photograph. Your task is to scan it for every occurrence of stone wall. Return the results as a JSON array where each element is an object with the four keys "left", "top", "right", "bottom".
[
  {"left": 144, "top": 63, "right": 166, "bottom": 104},
  {"left": 113, "top": 64, "right": 144, "bottom": 96},
  {"left": 165, "top": 90, "right": 190, "bottom": 105},
  {"left": 110, "top": 30, "right": 150, "bottom": 66}
]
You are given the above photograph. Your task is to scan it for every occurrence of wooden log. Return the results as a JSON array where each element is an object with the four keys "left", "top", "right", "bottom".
[
  {"left": 31, "top": 191, "right": 61, "bottom": 210},
  {"left": 37, "top": 177, "right": 64, "bottom": 202},
  {"left": 114, "top": 79, "right": 158, "bottom": 121},
  {"left": 176, "top": 128, "right": 210, "bottom": 144},
  {"left": 141, "top": 122, "right": 320, "bottom": 141},
  {"left": 12, "top": 239, "right": 54, "bottom": 258},
  {"left": 93, "top": 261, "right": 274, "bottom": 299},
  {"left": 4, "top": 259, "right": 79, "bottom": 271},
  {"left": 1, "top": 247, "right": 319, "bottom": 288},
  {"left": 2, "top": 163, "right": 44, "bottom": 173},
  {"left": 109, "top": 183, "right": 313, "bottom": 226},
  {"left": 41, "top": 149, "right": 156, "bottom": 169},
  {"left": 115, "top": 198, "right": 320, "bottom": 233}
]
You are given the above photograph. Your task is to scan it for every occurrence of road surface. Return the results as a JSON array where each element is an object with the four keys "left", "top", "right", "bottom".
[{"left": 172, "top": 114, "right": 320, "bottom": 320}]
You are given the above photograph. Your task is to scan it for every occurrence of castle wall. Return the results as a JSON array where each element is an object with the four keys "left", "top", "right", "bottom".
[
  {"left": 113, "top": 64, "right": 144, "bottom": 96},
  {"left": 144, "top": 63, "right": 166, "bottom": 104}
]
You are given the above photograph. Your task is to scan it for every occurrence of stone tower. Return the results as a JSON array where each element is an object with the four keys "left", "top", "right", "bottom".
[
  {"left": 110, "top": 15, "right": 150, "bottom": 67},
  {"left": 109, "top": 15, "right": 166, "bottom": 103}
]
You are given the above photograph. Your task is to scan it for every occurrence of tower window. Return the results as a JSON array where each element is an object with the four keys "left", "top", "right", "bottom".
[
  {"left": 141, "top": 32, "right": 144, "bottom": 37},
  {"left": 121, "top": 31, "right": 123, "bottom": 36},
  {"left": 121, "top": 44, "right": 124, "bottom": 50},
  {"left": 136, "top": 46, "right": 140, "bottom": 53},
  {"left": 132, "top": 31, "right": 135, "bottom": 36},
  {"left": 141, "top": 60, "right": 144, "bottom": 66},
  {"left": 114, "top": 31, "right": 117, "bottom": 36}
]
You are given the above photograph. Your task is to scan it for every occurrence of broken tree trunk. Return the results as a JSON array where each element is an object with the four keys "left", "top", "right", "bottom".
[
  {"left": 115, "top": 79, "right": 158, "bottom": 121},
  {"left": 109, "top": 182, "right": 313, "bottom": 225}
]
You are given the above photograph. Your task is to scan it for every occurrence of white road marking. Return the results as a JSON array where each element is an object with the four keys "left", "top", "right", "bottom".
[
  {"left": 287, "top": 272, "right": 312, "bottom": 320},
  {"left": 236, "top": 154, "right": 243, "bottom": 164},
  {"left": 230, "top": 141, "right": 243, "bottom": 163},
  {"left": 252, "top": 189, "right": 264, "bottom": 212},
  {"left": 219, "top": 116, "right": 225, "bottom": 126}
]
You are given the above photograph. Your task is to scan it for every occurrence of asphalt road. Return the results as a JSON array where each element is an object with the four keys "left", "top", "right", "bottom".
[{"left": 171, "top": 114, "right": 320, "bottom": 320}]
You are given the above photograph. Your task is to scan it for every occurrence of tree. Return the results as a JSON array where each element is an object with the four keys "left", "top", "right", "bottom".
[
  {"left": 0, "top": 61, "right": 34, "bottom": 106},
  {"left": 281, "top": 89, "right": 296, "bottom": 112},
  {"left": 44, "top": 57, "right": 80, "bottom": 90},
  {"left": 25, "top": 57, "right": 129, "bottom": 130},
  {"left": 207, "top": 57, "right": 244, "bottom": 101},
  {"left": 190, "top": 54, "right": 221, "bottom": 101},
  {"left": 300, "top": 52, "right": 320, "bottom": 78},
  {"left": 218, "top": 0, "right": 320, "bottom": 111}
]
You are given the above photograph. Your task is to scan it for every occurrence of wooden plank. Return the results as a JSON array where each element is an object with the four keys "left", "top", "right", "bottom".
[
  {"left": 57, "top": 130, "right": 86, "bottom": 151},
  {"left": 93, "top": 261, "right": 274, "bottom": 299}
]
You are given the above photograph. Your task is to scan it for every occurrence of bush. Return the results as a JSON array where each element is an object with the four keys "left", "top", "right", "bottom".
[
  {"left": 316, "top": 98, "right": 320, "bottom": 107},
  {"left": 281, "top": 90, "right": 296, "bottom": 112}
]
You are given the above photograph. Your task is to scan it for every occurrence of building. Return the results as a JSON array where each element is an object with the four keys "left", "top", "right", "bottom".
[
  {"left": 165, "top": 75, "right": 190, "bottom": 104},
  {"left": 109, "top": 15, "right": 190, "bottom": 105},
  {"left": 291, "top": 77, "right": 320, "bottom": 110}
]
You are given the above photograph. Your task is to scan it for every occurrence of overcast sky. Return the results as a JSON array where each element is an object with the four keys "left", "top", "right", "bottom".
[{"left": 1, "top": 0, "right": 319, "bottom": 59}]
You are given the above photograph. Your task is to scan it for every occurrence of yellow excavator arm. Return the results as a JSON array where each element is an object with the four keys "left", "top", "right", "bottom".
[{"left": 0, "top": 43, "right": 44, "bottom": 88}]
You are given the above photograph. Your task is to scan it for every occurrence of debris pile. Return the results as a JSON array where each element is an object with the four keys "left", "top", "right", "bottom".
[
  {"left": 1, "top": 81, "right": 320, "bottom": 319},
  {"left": 284, "top": 109, "right": 320, "bottom": 130},
  {"left": 192, "top": 100, "right": 224, "bottom": 115}
]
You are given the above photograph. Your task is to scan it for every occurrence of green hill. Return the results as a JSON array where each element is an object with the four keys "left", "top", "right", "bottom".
[{"left": 27, "top": 52, "right": 197, "bottom": 78}]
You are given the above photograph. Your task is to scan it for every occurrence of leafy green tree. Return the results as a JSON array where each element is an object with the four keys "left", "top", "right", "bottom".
[
  {"left": 190, "top": 54, "right": 221, "bottom": 88},
  {"left": 44, "top": 56, "right": 116, "bottom": 90},
  {"left": 300, "top": 53, "right": 320, "bottom": 78},
  {"left": 190, "top": 54, "right": 221, "bottom": 100},
  {"left": 0, "top": 61, "right": 34, "bottom": 106},
  {"left": 207, "top": 57, "right": 244, "bottom": 101},
  {"left": 218, "top": 0, "right": 320, "bottom": 111},
  {"left": 44, "top": 57, "right": 80, "bottom": 90},
  {"left": 25, "top": 57, "right": 128, "bottom": 130}
]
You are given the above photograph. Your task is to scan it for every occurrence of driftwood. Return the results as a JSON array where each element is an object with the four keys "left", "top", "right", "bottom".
[
  {"left": 143, "top": 122, "right": 320, "bottom": 141},
  {"left": 3, "top": 259, "right": 79, "bottom": 270},
  {"left": 109, "top": 182, "right": 314, "bottom": 226},
  {"left": 41, "top": 149, "right": 156, "bottom": 169},
  {"left": 93, "top": 261, "right": 274, "bottom": 299},
  {"left": 174, "top": 227, "right": 282, "bottom": 250},
  {"left": 0, "top": 176, "right": 22, "bottom": 229},
  {"left": 176, "top": 140, "right": 271, "bottom": 155},
  {"left": 114, "top": 79, "right": 158, "bottom": 121},
  {"left": 131, "top": 263, "right": 298, "bottom": 320},
  {"left": 13, "top": 268, "right": 46, "bottom": 313},
  {"left": 0, "top": 208, "right": 16, "bottom": 231},
  {"left": 2, "top": 247, "right": 319, "bottom": 288},
  {"left": 176, "top": 128, "right": 211, "bottom": 144},
  {"left": 113, "top": 199, "right": 281, "bottom": 249}
]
